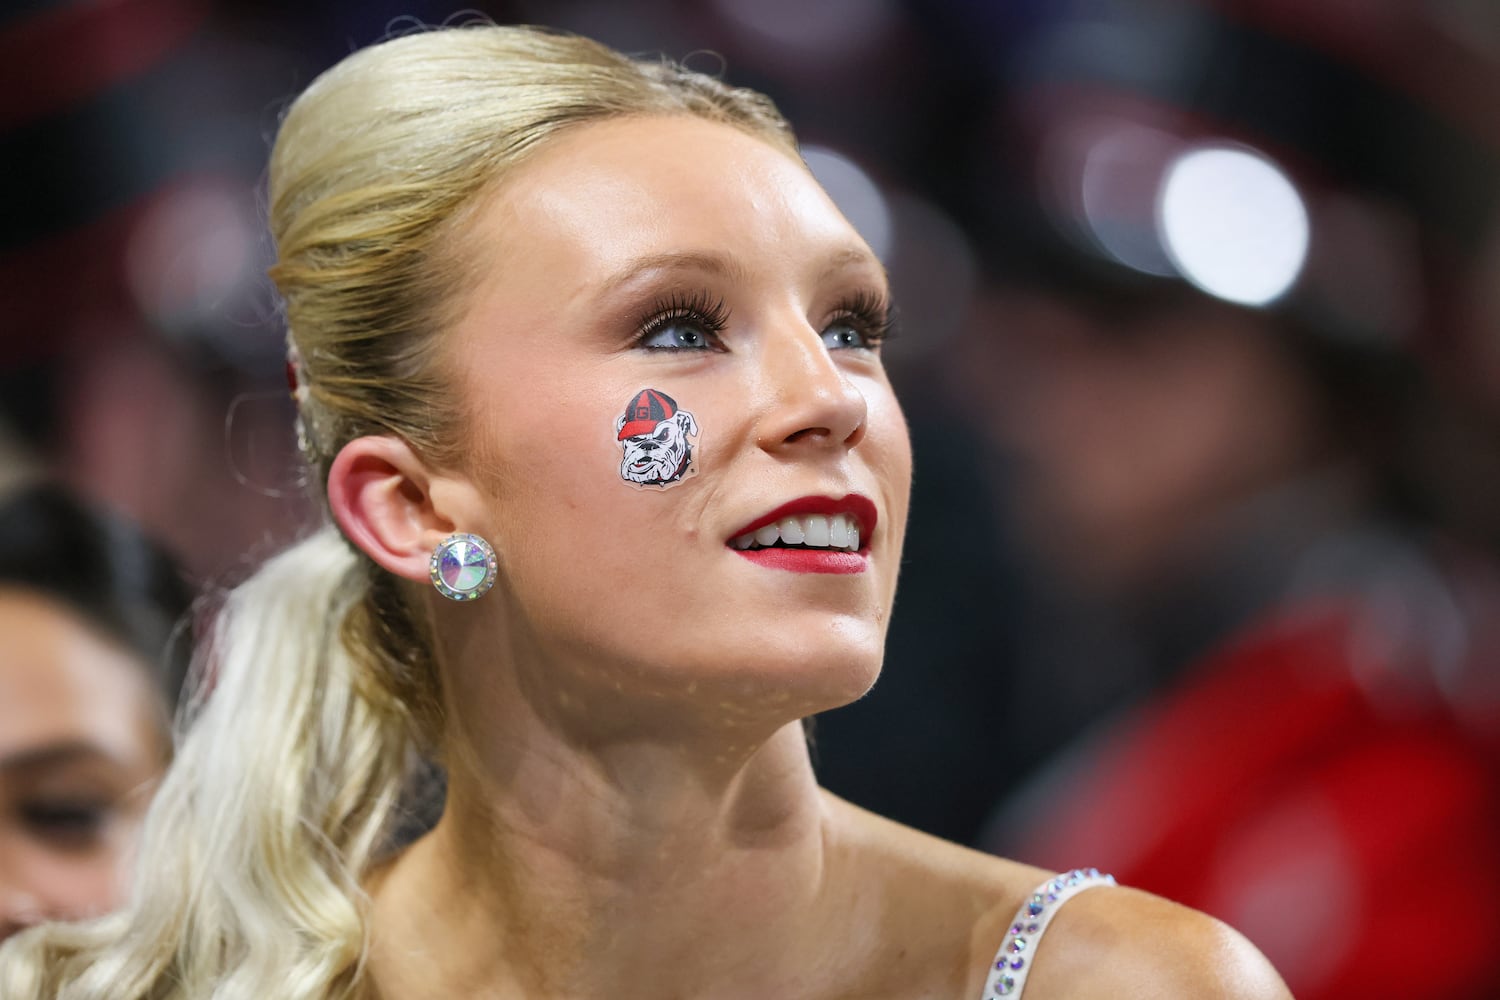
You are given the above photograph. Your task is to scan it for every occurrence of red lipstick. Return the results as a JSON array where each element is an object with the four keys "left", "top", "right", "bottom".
[
  {"left": 727, "top": 494, "right": 876, "bottom": 575},
  {"left": 729, "top": 494, "right": 877, "bottom": 540}
]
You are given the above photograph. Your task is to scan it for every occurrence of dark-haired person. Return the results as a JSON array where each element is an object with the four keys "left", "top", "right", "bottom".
[{"left": 0, "top": 484, "right": 190, "bottom": 943}]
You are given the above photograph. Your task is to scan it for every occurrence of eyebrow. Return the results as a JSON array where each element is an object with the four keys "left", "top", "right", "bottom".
[
  {"left": 818, "top": 246, "right": 888, "bottom": 286},
  {"left": 597, "top": 251, "right": 749, "bottom": 297}
]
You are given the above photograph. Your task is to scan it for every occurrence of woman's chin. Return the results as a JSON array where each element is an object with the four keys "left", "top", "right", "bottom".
[
  {"left": 691, "top": 642, "right": 885, "bottom": 723},
  {"left": 522, "top": 626, "right": 889, "bottom": 739}
]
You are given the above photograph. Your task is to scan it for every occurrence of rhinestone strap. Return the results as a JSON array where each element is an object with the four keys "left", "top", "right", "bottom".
[{"left": 980, "top": 868, "right": 1117, "bottom": 999}]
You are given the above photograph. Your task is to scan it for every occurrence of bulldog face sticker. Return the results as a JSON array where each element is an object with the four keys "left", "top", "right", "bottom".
[{"left": 616, "top": 388, "right": 699, "bottom": 490}]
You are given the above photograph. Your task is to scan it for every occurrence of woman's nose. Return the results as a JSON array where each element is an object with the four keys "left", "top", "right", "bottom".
[{"left": 755, "top": 325, "right": 868, "bottom": 452}]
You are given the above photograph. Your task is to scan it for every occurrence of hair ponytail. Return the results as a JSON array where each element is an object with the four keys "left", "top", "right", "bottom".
[{"left": 0, "top": 527, "right": 417, "bottom": 999}]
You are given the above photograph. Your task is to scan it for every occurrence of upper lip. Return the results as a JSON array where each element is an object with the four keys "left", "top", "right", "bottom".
[{"left": 728, "top": 494, "right": 878, "bottom": 543}]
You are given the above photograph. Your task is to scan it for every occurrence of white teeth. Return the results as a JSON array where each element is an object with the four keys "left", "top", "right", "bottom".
[
  {"left": 803, "top": 516, "right": 830, "bottom": 547},
  {"left": 829, "top": 516, "right": 849, "bottom": 548},
  {"left": 731, "top": 512, "right": 863, "bottom": 552}
]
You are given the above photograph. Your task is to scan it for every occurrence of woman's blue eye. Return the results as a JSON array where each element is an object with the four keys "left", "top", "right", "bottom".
[
  {"left": 640, "top": 321, "right": 714, "bottom": 350},
  {"left": 635, "top": 292, "right": 731, "bottom": 351},
  {"left": 820, "top": 293, "right": 894, "bottom": 351},
  {"left": 822, "top": 322, "right": 871, "bottom": 350}
]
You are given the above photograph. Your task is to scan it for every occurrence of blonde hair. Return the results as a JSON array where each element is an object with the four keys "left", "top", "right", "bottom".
[{"left": 0, "top": 23, "right": 795, "bottom": 1000}]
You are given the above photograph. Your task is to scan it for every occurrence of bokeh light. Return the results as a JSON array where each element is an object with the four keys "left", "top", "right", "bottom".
[{"left": 1157, "top": 145, "right": 1311, "bottom": 307}]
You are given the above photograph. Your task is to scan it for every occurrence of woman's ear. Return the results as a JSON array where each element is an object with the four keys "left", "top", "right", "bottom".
[{"left": 326, "top": 436, "right": 457, "bottom": 584}]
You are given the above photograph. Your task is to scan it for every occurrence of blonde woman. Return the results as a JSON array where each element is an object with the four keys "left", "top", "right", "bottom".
[{"left": 0, "top": 24, "right": 1292, "bottom": 1000}]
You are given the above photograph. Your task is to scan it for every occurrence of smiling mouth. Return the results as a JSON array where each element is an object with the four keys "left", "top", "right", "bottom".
[{"left": 729, "top": 513, "right": 862, "bottom": 554}]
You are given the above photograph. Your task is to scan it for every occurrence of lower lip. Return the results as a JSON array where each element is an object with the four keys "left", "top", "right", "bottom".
[{"left": 731, "top": 548, "right": 868, "bottom": 574}]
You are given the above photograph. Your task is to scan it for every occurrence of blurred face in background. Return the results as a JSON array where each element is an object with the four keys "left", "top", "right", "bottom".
[
  {"left": 0, "top": 588, "right": 167, "bottom": 942},
  {"left": 956, "top": 291, "right": 1325, "bottom": 594}
]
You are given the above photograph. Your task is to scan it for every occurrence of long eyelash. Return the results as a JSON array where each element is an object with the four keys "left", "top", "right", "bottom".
[
  {"left": 635, "top": 290, "right": 731, "bottom": 345},
  {"left": 831, "top": 289, "right": 898, "bottom": 346}
]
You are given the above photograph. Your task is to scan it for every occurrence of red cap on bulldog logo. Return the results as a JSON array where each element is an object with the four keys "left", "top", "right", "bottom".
[{"left": 617, "top": 388, "right": 679, "bottom": 439}]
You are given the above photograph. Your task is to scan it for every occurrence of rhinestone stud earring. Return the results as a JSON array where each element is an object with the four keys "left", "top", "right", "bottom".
[{"left": 429, "top": 533, "right": 498, "bottom": 601}]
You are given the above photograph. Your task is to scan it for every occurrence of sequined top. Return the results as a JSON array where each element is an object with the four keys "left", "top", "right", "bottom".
[{"left": 979, "top": 868, "right": 1117, "bottom": 999}]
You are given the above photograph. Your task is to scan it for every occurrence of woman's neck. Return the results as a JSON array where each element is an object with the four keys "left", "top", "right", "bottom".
[{"left": 365, "top": 720, "right": 862, "bottom": 999}]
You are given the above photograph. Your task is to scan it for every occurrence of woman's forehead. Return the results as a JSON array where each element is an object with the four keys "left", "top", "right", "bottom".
[{"left": 468, "top": 115, "right": 866, "bottom": 285}]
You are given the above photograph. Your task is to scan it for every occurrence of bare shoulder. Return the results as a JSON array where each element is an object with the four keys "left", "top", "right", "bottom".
[
  {"left": 822, "top": 795, "right": 1290, "bottom": 1000},
  {"left": 1021, "top": 884, "right": 1294, "bottom": 1000}
]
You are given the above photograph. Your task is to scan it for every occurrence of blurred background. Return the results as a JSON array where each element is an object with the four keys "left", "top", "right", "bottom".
[{"left": 3, "top": 0, "right": 1499, "bottom": 996}]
